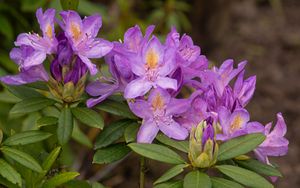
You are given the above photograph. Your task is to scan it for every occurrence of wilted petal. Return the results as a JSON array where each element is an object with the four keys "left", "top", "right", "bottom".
[
  {"left": 137, "top": 119, "right": 159, "bottom": 143},
  {"left": 124, "top": 78, "right": 152, "bottom": 99}
]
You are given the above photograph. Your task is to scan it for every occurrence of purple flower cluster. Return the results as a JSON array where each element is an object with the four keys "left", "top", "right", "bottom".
[
  {"left": 0, "top": 8, "right": 112, "bottom": 86},
  {"left": 0, "top": 9, "right": 288, "bottom": 166},
  {"left": 86, "top": 25, "right": 288, "bottom": 165}
]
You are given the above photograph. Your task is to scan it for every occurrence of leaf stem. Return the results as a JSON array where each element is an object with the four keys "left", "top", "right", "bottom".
[{"left": 139, "top": 156, "right": 145, "bottom": 188}]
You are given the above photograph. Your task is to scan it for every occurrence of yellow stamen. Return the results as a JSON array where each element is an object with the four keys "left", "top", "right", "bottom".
[
  {"left": 146, "top": 49, "right": 158, "bottom": 69},
  {"left": 230, "top": 115, "right": 243, "bottom": 132},
  {"left": 70, "top": 22, "right": 81, "bottom": 40},
  {"left": 152, "top": 94, "right": 164, "bottom": 110},
  {"left": 46, "top": 24, "right": 53, "bottom": 38}
]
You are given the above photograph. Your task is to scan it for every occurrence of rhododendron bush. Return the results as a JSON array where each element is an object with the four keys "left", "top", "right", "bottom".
[{"left": 0, "top": 2, "right": 288, "bottom": 188}]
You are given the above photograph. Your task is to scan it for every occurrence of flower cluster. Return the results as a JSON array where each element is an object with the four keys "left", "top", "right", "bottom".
[
  {"left": 0, "top": 8, "right": 113, "bottom": 102},
  {"left": 86, "top": 24, "right": 288, "bottom": 166},
  {"left": 0, "top": 9, "right": 288, "bottom": 168}
]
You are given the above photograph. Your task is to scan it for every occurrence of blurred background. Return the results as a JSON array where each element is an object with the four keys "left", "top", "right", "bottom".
[{"left": 0, "top": 0, "right": 299, "bottom": 187}]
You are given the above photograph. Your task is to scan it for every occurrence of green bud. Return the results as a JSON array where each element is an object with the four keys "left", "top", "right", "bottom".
[{"left": 188, "top": 121, "right": 218, "bottom": 168}]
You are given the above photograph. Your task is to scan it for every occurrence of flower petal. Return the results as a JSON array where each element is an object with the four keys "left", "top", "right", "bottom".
[
  {"left": 83, "top": 38, "right": 113, "bottom": 58},
  {"left": 137, "top": 119, "right": 159, "bottom": 143},
  {"left": 78, "top": 55, "right": 98, "bottom": 75},
  {"left": 158, "top": 120, "right": 188, "bottom": 140},
  {"left": 128, "top": 99, "right": 151, "bottom": 119},
  {"left": 156, "top": 77, "right": 177, "bottom": 90},
  {"left": 82, "top": 14, "right": 102, "bottom": 38},
  {"left": 124, "top": 78, "right": 152, "bottom": 99}
]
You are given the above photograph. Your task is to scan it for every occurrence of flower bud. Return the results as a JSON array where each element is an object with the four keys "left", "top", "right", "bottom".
[
  {"left": 188, "top": 121, "right": 218, "bottom": 168},
  {"left": 48, "top": 33, "right": 88, "bottom": 103}
]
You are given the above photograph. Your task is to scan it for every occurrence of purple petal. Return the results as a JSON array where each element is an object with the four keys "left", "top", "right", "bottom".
[
  {"left": 83, "top": 38, "right": 113, "bottom": 58},
  {"left": 270, "top": 113, "right": 287, "bottom": 137},
  {"left": 78, "top": 55, "right": 98, "bottom": 75},
  {"left": 166, "top": 98, "right": 190, "bottom": 116},
  {"left": 158, "top": 47, "right": 176, "bottom": 76},
  {"left": 156, "top": 77, "right": 177, "bottom": 90},
  {"left": 86, "top": 92, "right": 112, "bottom": 108},
  {"left": 137, "top": 119, "right": 159, "bottom": 143},
  {"left": 124, "top": 25, "right": 143, "bottom": 52},
  {"left": 124, "top": 78, "right": 152, "bottom": 99},
  {"left": 158, "top": 119, "right": 188, "bottom": 140},
  {"left": 82, "top": 14, "right": 102, "bottom": 38},
  {"left": 142, "top": 36, "right": 164, "bottom": 67},
  {"left": 148, "top": 87, "right": 171, "bottom": 105},
  {"left": 246, "top": 121, "right": 265, "bottom": 134},
  {"left": 128, "top": 99, "right": 151, "bottom": 119},
  {"left": 0, "top": 65, "right": 48, "bottom": 85},
  {"left": 86, "top": 81, "right": 118, "bottom": 97},
  {"left": 36, "top": 8, "right": 56, "bottom": 39}
]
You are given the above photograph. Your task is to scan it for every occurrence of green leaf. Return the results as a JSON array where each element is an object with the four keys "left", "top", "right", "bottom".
[
  {"left": 156, "top": 133, "right": 189, "bottom": 153},
  {"left": 95, "top": 99, "right": 137, "bottom": 119},
  {"left": 183, "top": 171, "right": 211, "bottom": 188},
  {"left": 154, "top": 164, "right": 187, "bottom": 185},
  {"left": 57, "top": 107, "right": 73, "bottom": 145},
  {"left": 3, "top": 130, "right": 52, "bottom": 146},
  {"left": 71, "top": 107, "right": 104, "bottom": 129},
  {"left": 0, "top": 16, "right": 13, "bottom": 41},
  {"left": 42, "top": 146, "right": 62, "bottom": 173},
  {"left": 60, "top": 0, "right": 79, "bottom": 10},
  {"left": 216, "top": 165, "right": 273, "bottom": 188},
  {"left": 95, "top": 119, "right": 132, "bottom": 149},
  {"left": 124, "top": 122, "right": 139, "bottom": 143},
  {"left": 0, "top": 159, "right": 22, "bottom": 186},
  {"left": 21, "top": 0, "right": 47, "bottom": 12},
  {"left": 211, "top": 177, "right": 243, "bottom": 188},
  {"left": 6, "top": 85, "right": 44, "bottom": 99},
  {"left": 0, "top": 129, "right": 2, "bottom": 144},
  {"left": 92, "top": 182, "right": 106, "bottom": 188},
  {"left": 1, "top": 146, "right": 43, "bottom": 173},
  {"left": 72, "top": 122, "right": 92, "bottom": 148},
  {"left": 93, "top": 143, "right": 130, "bottom": 164},
  {"left": 235, "top": 159, "right": 282, "bottom": 177},
  {"left": 10, "top": 97, "right": 56, "bottom": 115},
  {"left": 64, "top": 180, "right": 91, "bottom": 188},
  {"left": 154, "top": 180, "right": 183, "bottom": 188},
  {"left": 42, "top": 172, "right": 80, "bottom": 188},
  {"left": 0, "top": 176, "right": 19, "bottom": 188},
  {"left": 218, "top": 133, "right": 265, "bottom": 161},
  {"left": 36, "top": 116, "right": 58, "bottom": 128},
  {"left": 128, "top": 143, "right": 185, "bottom": 164}
]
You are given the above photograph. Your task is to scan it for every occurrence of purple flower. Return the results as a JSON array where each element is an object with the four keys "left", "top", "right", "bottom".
[
  {"left": 166, "top": 28, "right": 208, "bottom": 81},
  {"left": 50, "top": 33, "right": 87, "bottom": 85},
  {"left": 217, "top": 106, "right": 250, "bottom": 141},
  {"left": 60, "top": 10, "right": 113, "bottom": 75},
  {"left": 234, "top": 70, "right": 256, "bottom": 107},
  {"left": 129, "top": 88, "right": 189, "bottom": 143},
  {"left": 14, "top": 8, "right": 57, "bottom": 69},
  {"left": 0, "top": 46, "right": 49, "bottom": 85},
  {"left": 247, "top": 113, "right": 289, "bottom": 164},
  {"left": 201, "top": 59, "right": 246, "bottom": 97},
  {"left": 124, "top": 36, "right": 177, "bottom": 98},
  {"left": 85, "top": 25, "right": 155, "bottom": 107}
]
